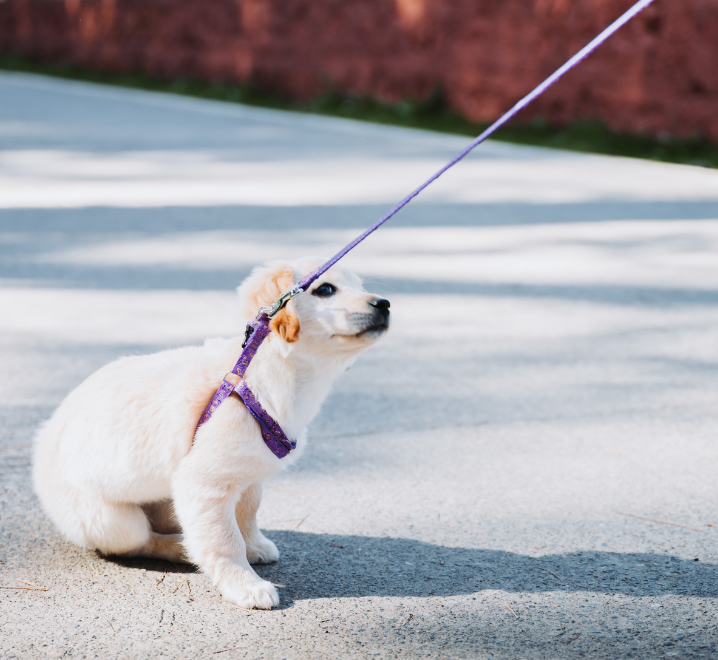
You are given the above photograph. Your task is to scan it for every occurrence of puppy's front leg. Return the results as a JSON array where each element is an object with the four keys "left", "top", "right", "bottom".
[
  {"left": 236, "top": 484, "right": 279, "bottom": 565},
  {"left": 172, "top": 444, "right": 279, "bottom": 610}
]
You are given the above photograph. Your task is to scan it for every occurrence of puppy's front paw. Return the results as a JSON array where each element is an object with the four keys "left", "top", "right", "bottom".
[
  {"left": 246, "top": 534, "right": 279, "bottom": 565},
  {"left": 220, "top": 575, "right": 279, "bottom": 610}
]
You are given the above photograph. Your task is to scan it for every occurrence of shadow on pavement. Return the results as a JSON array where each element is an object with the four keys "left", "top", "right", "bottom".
[
  {"left": 2, "top": 200, "right": 718, "bottom": 236},
  {"left": 106, "top": 531, "right": 718, "bottom": 604},
  {"left": 4, "top": 202, "right": 718, "bottom": 306},
  {"left": 261, "top": 532, "right": 718, "bottom": 605},
  {"left": 5, "top": 261, "right": 718, "bottom": 306}
]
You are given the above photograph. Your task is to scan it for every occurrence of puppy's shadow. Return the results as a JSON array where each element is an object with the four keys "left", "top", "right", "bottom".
[
  {"left": 101, "top": 531, "right": 717, "bottom": 607},
  {"left": 102, "top": 552, "right": 198, "bottom": 574},
  {"left": 252, "top": 531, "right": 717, "bottom": 606}
]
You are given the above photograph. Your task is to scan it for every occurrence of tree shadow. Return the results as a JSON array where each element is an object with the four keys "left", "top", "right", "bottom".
[
  {"left": 4, "top": 202, "right": 718, "bottom": 306},
  {"left": 246, "top": 531, "right": 718, "bottom": 606}
]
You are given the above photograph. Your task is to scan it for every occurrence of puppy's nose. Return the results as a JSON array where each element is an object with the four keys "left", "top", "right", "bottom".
[{"left": 369, "top": 298, "right": 391, "bottom": 316}]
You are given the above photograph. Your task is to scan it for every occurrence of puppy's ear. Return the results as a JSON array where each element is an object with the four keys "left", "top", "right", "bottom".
[
  {"left": 238, "top": 262, "right": 300, "bottom": 342},
  {"left": 270, "top": 298, "right": 300, "bottom": 344}
]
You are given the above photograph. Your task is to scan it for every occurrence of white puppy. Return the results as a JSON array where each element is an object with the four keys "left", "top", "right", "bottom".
[{"left": 33, "top": 258, "right": 390, "bottom": 609}]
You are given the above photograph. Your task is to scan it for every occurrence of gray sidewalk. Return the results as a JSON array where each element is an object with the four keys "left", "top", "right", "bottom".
[{"left": 1, "top": 71, "right": 717, "bottom": 659}]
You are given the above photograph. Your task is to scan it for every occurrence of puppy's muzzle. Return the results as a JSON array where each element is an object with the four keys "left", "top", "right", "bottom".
[{"left": 361, "top": 297, "right": 391, "bottom": 336}]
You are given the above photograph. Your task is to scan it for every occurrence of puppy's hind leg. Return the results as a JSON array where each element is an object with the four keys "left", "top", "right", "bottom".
[
  {"left": 117, "top": 532, "right": 189, "bottom": 564},
  {"left": 49, "top": 491, "right": 150, "bottom": 556},
  {"left": 42, "top": 486, "right": 188, "bottom": 563},
  {"left": 79, "top": 500, "right": 187, "bottom": 563},
  {"left": 235, "top": 484, "right": 279, "bottom": 565},
  {"left": 123, "top": 500, "right": 188, "bottom": 563},
  {"left": 83, "top": 500, "right": 188, "bottom": 563}
]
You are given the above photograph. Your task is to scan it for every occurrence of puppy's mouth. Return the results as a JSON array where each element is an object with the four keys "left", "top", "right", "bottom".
[
  {"left": 352, "top": 321, "right": 389, "bottom": 338},
  {"left": 333, "top": 318, "right": 389, "bottom": 340}
]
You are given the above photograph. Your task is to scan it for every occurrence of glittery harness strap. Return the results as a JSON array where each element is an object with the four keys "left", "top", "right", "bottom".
[{"left": 194, "top": 313, "right": 295, "bottom": 459}]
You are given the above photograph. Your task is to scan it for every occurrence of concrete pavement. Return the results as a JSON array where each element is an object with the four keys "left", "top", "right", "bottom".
[{"left": 1, "top": 71, "right": 717, "bottom": 659}]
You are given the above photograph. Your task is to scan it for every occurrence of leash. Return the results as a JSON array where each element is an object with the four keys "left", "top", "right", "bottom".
[{"left": 194, "top": 0, "right": 656, "bottom": 453}]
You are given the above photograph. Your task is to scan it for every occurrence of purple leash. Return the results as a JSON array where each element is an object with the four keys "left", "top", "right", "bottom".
[
  {"left": 296, "top": 0, "right": 656, "bottom": 293},
  {"left": 194, "top": 0, "right": 655, "bottom": 455}
]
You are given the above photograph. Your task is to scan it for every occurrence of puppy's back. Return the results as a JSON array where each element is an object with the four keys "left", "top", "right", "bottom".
[{"left": 33, "top": 341, "right": 230, "bottom": 503}]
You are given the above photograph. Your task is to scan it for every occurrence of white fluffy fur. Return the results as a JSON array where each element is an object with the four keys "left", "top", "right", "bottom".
[{"left": 33, "top": 258, "right": 389, "bottom": 609}]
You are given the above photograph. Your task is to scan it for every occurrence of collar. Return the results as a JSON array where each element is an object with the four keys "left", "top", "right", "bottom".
[{"left": 194, "top": 313, "right": 295, "bottom": 459}]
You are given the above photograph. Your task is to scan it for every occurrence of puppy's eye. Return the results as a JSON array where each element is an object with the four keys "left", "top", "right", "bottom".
[{"left": 312, "top": 283, "right": 337, "bottom": 297}]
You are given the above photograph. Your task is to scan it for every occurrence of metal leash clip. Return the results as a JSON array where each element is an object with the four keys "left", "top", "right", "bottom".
[
  {"left": 245, "top": 285, "right": 303, "bottom": 347},
  {"left": 265, "top": 285, "right": 303, "bottom": 319}
]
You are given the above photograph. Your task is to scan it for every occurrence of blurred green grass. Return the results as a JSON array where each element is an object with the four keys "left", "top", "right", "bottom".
[{"left": 2, "top": 53, "right": 717, "bottom": 169}]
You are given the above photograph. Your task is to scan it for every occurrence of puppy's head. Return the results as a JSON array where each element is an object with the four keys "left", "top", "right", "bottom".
[{"left": 238, "top": 258, "right": 390, "bottom": 357}]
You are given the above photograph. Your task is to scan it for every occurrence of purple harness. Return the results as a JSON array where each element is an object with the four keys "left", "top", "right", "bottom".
[
  {"left": 196, "top": 313, "right": 296, "bottom": 458},
  {"left": 192, "top": 0, "right": 654, "bottom": 457}
]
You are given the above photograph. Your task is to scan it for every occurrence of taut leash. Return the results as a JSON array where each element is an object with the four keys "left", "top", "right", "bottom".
[
  {"left": 292, "top": 0, "right": 657, "bottom": 296},
  {"left": 194, "top": 0, "right": 656, "bottom": 453}
]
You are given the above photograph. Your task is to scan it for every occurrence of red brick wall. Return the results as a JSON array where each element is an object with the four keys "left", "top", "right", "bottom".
[{"left": 1, "top": 0, "right": 717, "bottom": 140}]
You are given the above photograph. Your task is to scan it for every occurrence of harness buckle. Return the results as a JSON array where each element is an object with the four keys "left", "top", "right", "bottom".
[{"left": 224, "top": 371, "right": 242, "bottom": 388}]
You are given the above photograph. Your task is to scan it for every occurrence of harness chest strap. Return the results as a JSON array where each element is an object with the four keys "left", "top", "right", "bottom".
[
  {"left": 235, "top": 380, "right": 295, "bottom": 458},
  {"left": 194, "top": 312, "right": 296, "bottom": 459}
]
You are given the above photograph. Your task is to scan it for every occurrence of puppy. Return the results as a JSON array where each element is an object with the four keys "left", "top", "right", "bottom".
[{"left": 33, "top": 258, "right": 390, "bottom": 609}]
